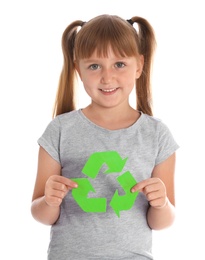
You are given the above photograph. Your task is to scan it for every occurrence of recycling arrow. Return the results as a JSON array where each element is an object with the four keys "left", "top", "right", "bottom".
[
  {"left": 82, "top": 151, "right": 127, "bottom": 178},
  {"left": 71, "top": 151, "right": 139, "bottom": 217},
  {"left": 110, "top": 171, "right": 139, "bottom": 217},
  {"left": 71, "top": 178, "right": 107, "bottom": 212}
]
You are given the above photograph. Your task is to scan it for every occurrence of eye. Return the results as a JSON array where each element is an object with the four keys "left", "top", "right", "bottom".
[
  {"left": 115, "top": 62, "right": 125, "bottom": 68},
  {"left": 89, "top": 64, "right": 100, "bottom": 70}
]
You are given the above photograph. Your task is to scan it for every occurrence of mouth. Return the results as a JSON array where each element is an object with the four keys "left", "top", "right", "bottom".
[{"left": 100, "top": 88, "right": 118, "bottom": 93}]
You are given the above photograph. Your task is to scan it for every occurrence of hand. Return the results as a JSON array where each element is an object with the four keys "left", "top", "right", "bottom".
[
  {"left": 44, "top": 175, "right": 78, "bottom": 207},
  {"left": 131, "top": 177, "right": 167, "bottom": 209}
]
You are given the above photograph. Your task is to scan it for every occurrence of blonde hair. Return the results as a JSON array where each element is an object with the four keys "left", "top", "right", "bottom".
[{"left": 53, "top": 14, "right": 156, "bottom": 118}]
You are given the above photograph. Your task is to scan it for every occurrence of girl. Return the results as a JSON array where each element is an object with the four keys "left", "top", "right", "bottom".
[{"left": 31, "top": 14, "right": 179, "bottom": 259}]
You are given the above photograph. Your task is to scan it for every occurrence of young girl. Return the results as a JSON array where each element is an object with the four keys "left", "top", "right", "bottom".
[{"left": 31, "top": 14, "right": 179, "bottom": 259}]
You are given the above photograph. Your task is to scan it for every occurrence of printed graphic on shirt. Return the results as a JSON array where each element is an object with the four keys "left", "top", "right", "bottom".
[{"left": 71, "top": 151, "right": 139, "bottom": 217}]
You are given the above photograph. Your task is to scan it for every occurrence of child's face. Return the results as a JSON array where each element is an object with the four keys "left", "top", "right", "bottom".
[{"left": 76, "top": 47, "right": 143, "bottom": 109}]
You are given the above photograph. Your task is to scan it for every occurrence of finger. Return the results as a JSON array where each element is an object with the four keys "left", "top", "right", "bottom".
[
  {"left": 146, "top": 190, "right": 161, "bottom": 202},
  {"left": 149, "top": 196, "right": 168, "bottom": 209},
  {"left": 131, "top": 184, "right": 143, "bottom": 193},
  {"left": 131, "top": 179, "right": 153, "bottom": 193},
  {"left": 45, "top": 176, "right": 78, "bottom": 206},
  {"left": 44, "top": 194, "right": 63, "bottom": 207},
  {"left": 46, "top": 187, "right": 68, "bottom": 199},
  {"left": 131, "top": 178, "right": 162, "bottom": 193},
  {"left": 47, "top": 181, "right": 67, "bottom": 192},
  {"left": 45, "top": 183, "right": 73, "bottom": 207},
  {"left": 51, "top": 175, "right": 78, "bottom": 188}
]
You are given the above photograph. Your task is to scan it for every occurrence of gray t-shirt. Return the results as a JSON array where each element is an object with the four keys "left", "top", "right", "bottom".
[{"left": 38, "top": 109, "right": 179, "bottom": 260}]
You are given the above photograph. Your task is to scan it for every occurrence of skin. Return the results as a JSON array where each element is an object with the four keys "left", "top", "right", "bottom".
[{"left": 31, "top": 47, "right": 176, "bottom": 230}]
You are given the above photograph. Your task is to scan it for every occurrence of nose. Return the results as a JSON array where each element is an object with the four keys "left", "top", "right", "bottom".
[{"left": 100, "top": 68, "right": 113, "bottom": 84}]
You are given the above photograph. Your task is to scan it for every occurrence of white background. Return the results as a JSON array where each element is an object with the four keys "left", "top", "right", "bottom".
[{"left": 1, "top": 0, "right": 205, "bottom": 259}]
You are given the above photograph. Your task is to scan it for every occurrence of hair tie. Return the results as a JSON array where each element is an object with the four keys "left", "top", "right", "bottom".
[
  {"left": 127, "top": 19, "right": 134, "bottom": 26},
  {"left": 81, "top": 21, "right": 86, "bottom": 27}
]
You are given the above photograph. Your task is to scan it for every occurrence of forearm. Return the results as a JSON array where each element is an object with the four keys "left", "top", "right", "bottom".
[
  {"left": 31, "top": 196, "right": 60, "bottom": 225},
  {"left": 147, "top": 198, "right": 175, "bottom": 230}
]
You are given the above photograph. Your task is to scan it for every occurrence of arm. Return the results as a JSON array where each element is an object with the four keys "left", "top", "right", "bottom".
[
  {"left": 31, "top": 147, "right": 78, "bottom": 225},
  {"left": 131, "top": 152, "right": 176, "bottom": 230}
]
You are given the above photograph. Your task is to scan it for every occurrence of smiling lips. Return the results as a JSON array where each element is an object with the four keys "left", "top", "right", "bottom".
[{"left": 100, "top": 88, "right": 118, "bottom": 94}]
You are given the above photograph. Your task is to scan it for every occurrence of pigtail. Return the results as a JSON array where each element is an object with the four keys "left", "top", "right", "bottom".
[
  {"left": 52, "top": 20, "right": 83, "bottom": 118},
  {"left": 131, "top": 16, "right": 156, "bottom": 116}
]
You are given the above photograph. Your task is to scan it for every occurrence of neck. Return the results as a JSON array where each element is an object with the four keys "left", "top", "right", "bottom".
[{"left": 82, "top": 103, "right": 140, "bottom": 130}]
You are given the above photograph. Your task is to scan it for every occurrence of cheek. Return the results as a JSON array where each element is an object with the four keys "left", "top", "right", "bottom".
[
  {"left": 126, "top": 75, "right": 137, "bottom": 92},
  {"left": 123, "top": 71, "right": 137, "bottom": 85},
  {"left": 81, "top": 77, "right": 95, "bottom": 94},
  {"left": 81, "top": 78, "right": 92, "bottom": 89},
  {"left": 78, "top": 72, "right": 89, "bottom": 84},
  {"left": 81, "top": 72, "right": 100, "bottom": 87}
]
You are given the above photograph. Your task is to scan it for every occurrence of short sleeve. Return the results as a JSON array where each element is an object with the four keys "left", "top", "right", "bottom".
[
  {"left": 37, "top": 117, "right": 61, "bottom": 164},
  {"left": 155, "top": 122, "right": 179, "bottom": 165}
]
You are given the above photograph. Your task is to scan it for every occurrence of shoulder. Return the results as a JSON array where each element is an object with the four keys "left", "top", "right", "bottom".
[
  {"left": 139, "top": 113, "right": 178, "bottom": 145},
  {"left": 140, "top": 112, "right": 166, "bottom": 132},
  {"left": 141, "top": 112, "right": 163, "bottom": 124},
  {"left": 55, "top": 110, "right": 79, "bottom": 122},
  {"left": 40, "top": 110, "right": 81, "bottom": 136},
  {"left": 51, "top": 110, "right": 80, "bottom": 127}
]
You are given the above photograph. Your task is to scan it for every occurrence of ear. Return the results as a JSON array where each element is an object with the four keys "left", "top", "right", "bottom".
[{"left": 136, "top": 55, "right": 144, "bottom": 79}]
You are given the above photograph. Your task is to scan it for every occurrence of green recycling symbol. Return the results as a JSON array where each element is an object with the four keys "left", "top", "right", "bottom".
[{"left": 71, "top": 151, "right": 139, "bottom": 217}]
